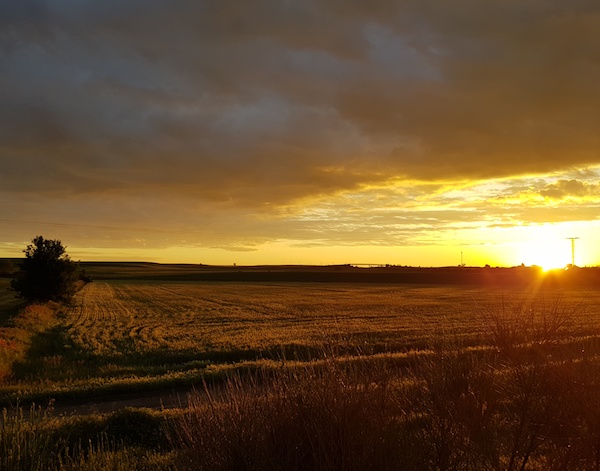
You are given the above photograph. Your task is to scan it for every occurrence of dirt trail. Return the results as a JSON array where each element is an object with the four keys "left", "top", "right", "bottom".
[{"left": 46, "top": 386, "right": 200, "bottom": 417}]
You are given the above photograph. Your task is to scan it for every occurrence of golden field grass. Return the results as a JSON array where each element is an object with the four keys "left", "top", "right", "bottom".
[
  {"left": 64, "top": 281, "right": 596, "bottom": 359},
  {"left": 1, "top": 279, "right": 598, "bottom": 403},
  {"left": 4, "top": 270, "right": 600, "bottom": 470}
]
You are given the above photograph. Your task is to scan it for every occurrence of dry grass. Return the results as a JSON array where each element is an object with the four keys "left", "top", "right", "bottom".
[
  {"left": 57, "top": 282, "right": 600, "bottom": 362},
  {"left": 0, "top": 406, "right": 176, "bottom": 471},
  {"left": 0, "top": 302, "right": 61, "bottom": 383},
  {"left": 2, "top": 279, "right": 600, "bottom": 469},
  {"left": 170, "top": 332, "right": 600, "bottom": 471},
  {"left": 2, "top": 281, "right": 600, "bottom": 401}
]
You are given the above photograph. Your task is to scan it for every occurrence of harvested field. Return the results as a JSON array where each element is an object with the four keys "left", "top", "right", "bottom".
[
  {"left": 67, "top": 281, "right": 600, "bottom": 356},
  {"left": 4, "top": 272, "right": 600, "bottom": 470},
  {"left": 2, "top": 279, "right": 600, "bottom": 406}
]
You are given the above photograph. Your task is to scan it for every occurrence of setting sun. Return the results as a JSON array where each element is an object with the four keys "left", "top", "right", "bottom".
[{"left": 518, "top": 239, "right": 571, "bottom": 271}]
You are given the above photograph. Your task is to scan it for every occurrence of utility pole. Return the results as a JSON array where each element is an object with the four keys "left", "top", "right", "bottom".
[{"left": 566, "top": 237, "right": 579, "bottom": 267}]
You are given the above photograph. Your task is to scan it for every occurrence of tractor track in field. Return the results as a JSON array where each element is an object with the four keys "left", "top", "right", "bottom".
[{"left": 47, "top": 385, "right": 200, "bottom": 417}]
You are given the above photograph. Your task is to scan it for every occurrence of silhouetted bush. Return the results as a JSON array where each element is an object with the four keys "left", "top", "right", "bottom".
[{"left": 11, "top": 236, "right": 78, "bottom": 303}]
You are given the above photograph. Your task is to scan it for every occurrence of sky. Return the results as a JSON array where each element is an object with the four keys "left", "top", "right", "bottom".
[{"left": 1, "top": 1, "right": 600, "bottom": 268}]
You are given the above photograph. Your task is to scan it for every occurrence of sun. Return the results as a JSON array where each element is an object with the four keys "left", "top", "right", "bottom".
[{"left": 518, "top": 239, "right": 570, "bottom": 271}]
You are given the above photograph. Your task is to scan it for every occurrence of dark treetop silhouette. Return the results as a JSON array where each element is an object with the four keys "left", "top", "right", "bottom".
[{"left": 11, "top": 236, "right": 78, "bottom": 303}]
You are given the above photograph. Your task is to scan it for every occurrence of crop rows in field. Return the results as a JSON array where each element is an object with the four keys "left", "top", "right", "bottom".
[
  {"left": 6, "top": 280, "right": 600, "bottom": 400},
  {"left": 66, "top": 282, "right": 479, "bottom": 360},
  {"left": 64, "top": 282, "right": 596, "bottom": 366}
]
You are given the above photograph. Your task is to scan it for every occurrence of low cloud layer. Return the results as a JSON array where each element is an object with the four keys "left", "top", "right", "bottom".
[{"left": 1, "top": 1, "right": 599, "bottom": 260}]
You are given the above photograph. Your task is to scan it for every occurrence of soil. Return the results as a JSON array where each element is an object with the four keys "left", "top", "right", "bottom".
[{"left": 45, "top": 386, "right": 200, "bottom": 417}]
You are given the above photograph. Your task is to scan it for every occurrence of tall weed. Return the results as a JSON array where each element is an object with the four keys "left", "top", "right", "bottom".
[
  {"left": 170, "top": 297, "right": 600, "bottom": 470},
  {"left": 171, "top": 357, "right": 420, "bottom": 471},
  {"left": 0, "top": 406, "right": 175, "bottom": 471}
]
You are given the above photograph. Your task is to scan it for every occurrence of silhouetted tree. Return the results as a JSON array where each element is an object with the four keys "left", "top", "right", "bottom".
[{"left": 11, "top": 236, "right": 78, "bottom": 302}]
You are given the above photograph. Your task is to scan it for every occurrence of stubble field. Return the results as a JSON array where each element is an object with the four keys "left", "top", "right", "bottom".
[
  {"left": 5, "top": 271, "right": 600, "bottom": 470},
  {"left": 2, "top": 279, "right": 598, "bottom": 403}
]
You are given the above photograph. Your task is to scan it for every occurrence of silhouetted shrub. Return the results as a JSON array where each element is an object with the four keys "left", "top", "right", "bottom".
[{"left": 11, "top": 236, "right": 78, "bottom": 303}]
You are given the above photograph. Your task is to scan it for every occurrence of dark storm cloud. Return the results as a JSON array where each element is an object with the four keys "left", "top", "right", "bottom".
[{"left": 2, "top": 0, "right": 600, "bottom": 209}]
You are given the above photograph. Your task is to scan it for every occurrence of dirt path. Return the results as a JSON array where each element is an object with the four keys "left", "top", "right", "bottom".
[{"left": 47, "top": 386, "right": 200, "bottom": 417}]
